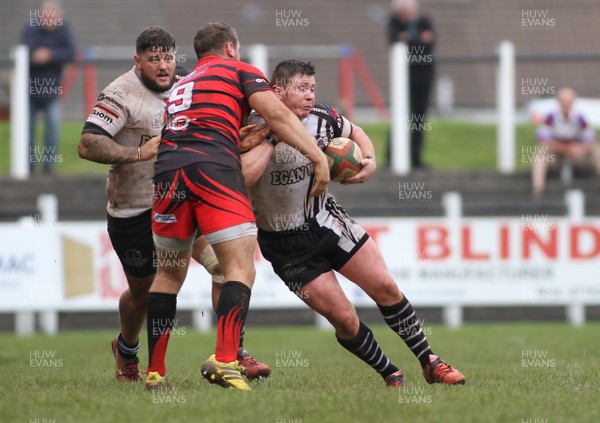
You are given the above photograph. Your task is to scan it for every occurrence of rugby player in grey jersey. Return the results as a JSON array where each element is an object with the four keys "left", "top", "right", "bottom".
[{"left": 242, "top": 59, "right": 465, "bottom": 387}]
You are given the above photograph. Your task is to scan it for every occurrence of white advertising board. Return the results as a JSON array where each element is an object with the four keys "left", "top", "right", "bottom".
[{"left": 1, "top": 217, "right": 599, "bottom": 313}]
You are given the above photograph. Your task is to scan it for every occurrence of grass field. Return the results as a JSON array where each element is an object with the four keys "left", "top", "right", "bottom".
[
  {"left": 0, "top": 120, "right": 538, "bottom": 175},
  {"left": 1, "top": 323, "right": 598, "bottom": 422}
]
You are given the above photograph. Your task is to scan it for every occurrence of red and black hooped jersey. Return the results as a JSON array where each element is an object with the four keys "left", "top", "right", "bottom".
[{"left": 155, "top": 55, "right": 271, "bottom": 175}]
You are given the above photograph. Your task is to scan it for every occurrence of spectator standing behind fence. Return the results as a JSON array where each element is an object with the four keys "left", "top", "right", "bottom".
[
  {"left": 21, "top": 0, "right": 76, "bottom": 176},
  {"left": 531, "top": 87, "right": 600, "bottom": 199},
  {"left": 388, "top": 0, "right": 435, "bottom": 169}
]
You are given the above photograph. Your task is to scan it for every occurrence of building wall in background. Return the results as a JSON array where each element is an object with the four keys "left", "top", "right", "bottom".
[{"left": 1, "top": 0, "right": 599, "bottom": 118}]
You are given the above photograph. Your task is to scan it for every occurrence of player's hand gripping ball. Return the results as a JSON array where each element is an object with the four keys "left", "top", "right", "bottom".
[{"left": 324, "top": 137, "right": 363, "bottom": 182}]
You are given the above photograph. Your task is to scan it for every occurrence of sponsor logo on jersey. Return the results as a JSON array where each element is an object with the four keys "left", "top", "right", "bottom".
[
  {"left": 110, "top": 86, "right": 126, "bottom": 99},
  {"left": 96, "top": 93, "right": 125, "bottom": 111},
  {"left": 153, "top": 212, "right": 177, "bottom": 223},
  {"left": 166, "top": 115, "right": 191, "bottom": 131},
  {"left": 311, "top": 107, "right": 328, "bottom": 115},
  {"left": 270, "top": 162, "right": 314, "bottom": 185},
  {"left": 280, "top": 263, "right": 307, "bottom": 280},
  {"left": 91, "top": 107, "right": 115, "bottom": 124},
  {"left": 153, "top": 112, "right": 164, "bottom": 129}
]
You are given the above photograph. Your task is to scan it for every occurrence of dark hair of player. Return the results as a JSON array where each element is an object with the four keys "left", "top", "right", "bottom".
[
  {"left": 270, "top": 60, "right": 316, "bottom": 88},
  {"left": 194, "top": 22, "right": 239, "bottom": 59},
  {"left": 135, "top": 26, "right": 177, "bottom": 55}
]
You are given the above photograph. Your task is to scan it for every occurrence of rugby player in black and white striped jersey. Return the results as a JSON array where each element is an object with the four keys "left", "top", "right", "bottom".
[{"left": 242, "top": 60, "right": 465, "bottom": 386}]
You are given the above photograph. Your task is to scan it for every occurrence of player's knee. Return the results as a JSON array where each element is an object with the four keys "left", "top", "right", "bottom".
[
  {"left": 328, "top": 307, "right": 359, "bottom": 332},
  {"left": 372, "top": 278, "right": 402, "bottom": 304},
  {"left": 225, "top": 265, "right": 255, "bottom": 285}
]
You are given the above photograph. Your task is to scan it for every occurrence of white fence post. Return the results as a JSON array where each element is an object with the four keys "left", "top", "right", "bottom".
[
  {"left": 38, "top": 311, "right": 58, "bottom": 335},
  {"left": 496, "top": 41, "right": 515, "bottom": 174},
  {"left": 37, "top": 194, "right": 59, "bottom": 222},
  {"left": 565, "top": 189, "right": 584, "bottom": 222},
  {"left": 16, "top": 312, "right": 35, "bottom": 336},
  {"left": 442, "top": 192, "right": 463, "bottom": 327},
  {"left": 247, "top": 44, "right": 269, "bottom": 77},
  {"left": 567, "top": 304, "right": 585, "bottom": 327},
  {"left": 443, "top": 305, "right": 463, "bottom": 329},
  {"left": 10, "top": 45, "right": 30, "bottom": 180},
  {"left": 436, "top": 76, "right": 454, "bottom": 116},
  {"left": 390, "top": 42, "right": 410, "bottom": 175},
  {"left": 37, "top": 194, "right": 59, "bottom": 334},
  {"left": 192, "top": 309, "right": 212, "bottom": 333},
  {"left": 565, "top": 189, "right": 586, "bottom": 326}
]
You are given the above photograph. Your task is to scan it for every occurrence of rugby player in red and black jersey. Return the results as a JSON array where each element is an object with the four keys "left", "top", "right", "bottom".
[
  {"left": 78, "top": 26, "right": 270, "bottom": 385},
  {"left": 146, "top": 22, "right": 329, "bottom": 391}
]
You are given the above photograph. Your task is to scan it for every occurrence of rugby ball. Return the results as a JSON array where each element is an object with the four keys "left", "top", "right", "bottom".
[{"left": 324, "top": 137, "right": 363, "bottom": 182}]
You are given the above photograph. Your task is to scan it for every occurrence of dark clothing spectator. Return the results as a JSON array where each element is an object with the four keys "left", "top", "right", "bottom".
[
  {"left": 21, "top": 2, "right": 76, "bottom": 175},
  {"left": 388, "top": 0, "right": 435, "bottom": 169}
]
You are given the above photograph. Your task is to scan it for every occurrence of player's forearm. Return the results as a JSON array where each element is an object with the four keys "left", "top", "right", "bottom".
[
  {"left": 350, "top": 125, "right": 376, "bottom": 159},
  {"left": 78, "top": 133, "right": 138, "bottom": 164},
  {"left": 241, "top": 142, "right": 273, "bottom": 186}
]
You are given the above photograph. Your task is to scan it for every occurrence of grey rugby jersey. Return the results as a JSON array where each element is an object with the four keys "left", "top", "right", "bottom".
[
  {"left": 248, "top": 104, "right": 353, "bottom": 232},
  {"left": 84, "top": 67, "right": 169, "bottom": 218}
]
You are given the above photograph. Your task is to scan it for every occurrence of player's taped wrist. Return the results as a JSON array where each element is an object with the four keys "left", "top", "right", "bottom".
[
  {"left": 197, "top": 243, "right": 225, "bottom": 284},
  {"left": 137, "top": 146, "right": 142, "bottom": 161}
]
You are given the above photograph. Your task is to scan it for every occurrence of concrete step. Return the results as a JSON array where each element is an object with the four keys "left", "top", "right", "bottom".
[{"left": 0, "top": 170, "right": 598, "bottom": 221}]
